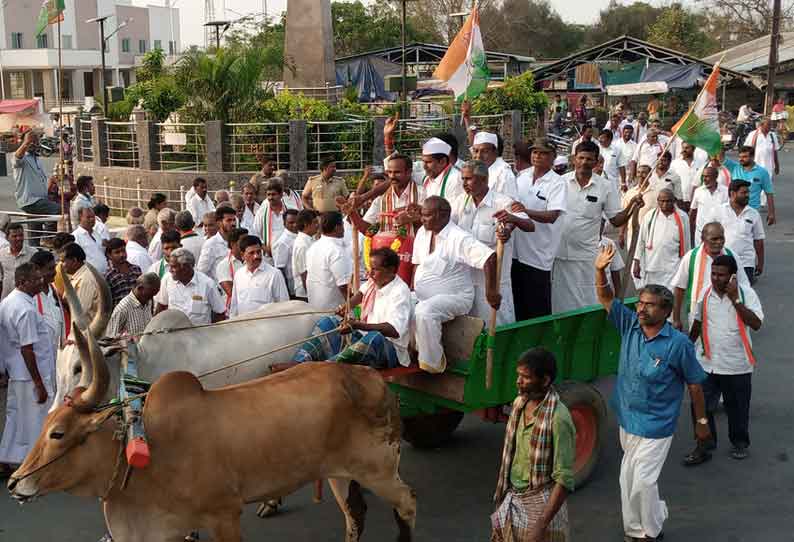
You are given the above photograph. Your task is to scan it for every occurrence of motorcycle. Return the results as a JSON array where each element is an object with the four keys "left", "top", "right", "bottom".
[{"left": 37, "top": 135, "right": 62, "bottom": 157}]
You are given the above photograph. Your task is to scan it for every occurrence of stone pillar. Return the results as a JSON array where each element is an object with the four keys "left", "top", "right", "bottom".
[
  {"left": 453, "top": 114, "right": 470, "bottom": 160},
  {"left": 372, "top": 116, "right": 386, "bottom": 166},
  {"left": 205, "top": 120, "right": 224, "bottom": 173},
  {"left": 283, "top": 0, "right": 336, "bottom": 91},
  {"left": 504, "top": 110, "right": 524, "bottom": 147},
  {"left": 72, "top": 116, "right": 83, "bottom": 162},
  {"left": 289, "top": 119, "right": 308, "bottom": 186},
  {"left": 91, "top": 117, "right": 108, "bottom": 167},
  {"left": 136, "top": 120, "right": 160, "bottom": 171}
]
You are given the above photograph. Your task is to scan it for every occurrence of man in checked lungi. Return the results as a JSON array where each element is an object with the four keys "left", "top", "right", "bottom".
[{"left": 491, "top": 347, "right": 575, "bottom": 542}]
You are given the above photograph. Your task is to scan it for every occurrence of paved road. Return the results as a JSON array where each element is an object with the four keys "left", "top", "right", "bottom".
[{"left": 1, "top": 154, "right": 793, "bottom": 541}]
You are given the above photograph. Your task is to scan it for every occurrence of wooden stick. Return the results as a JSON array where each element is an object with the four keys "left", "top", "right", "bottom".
[
  {"left": 351, "top": 223, "right": 360, "bottom": 294},
  {"left": 486, "top": 239, "right": 504, "bottom": 390},
  {"left": 313, "top": 479, "right": 323, "bottom": 503}
]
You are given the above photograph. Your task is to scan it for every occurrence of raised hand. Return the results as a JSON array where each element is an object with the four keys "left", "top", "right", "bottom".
[{"left": 594, "top": 242, "right": 615, "bottom": 272}]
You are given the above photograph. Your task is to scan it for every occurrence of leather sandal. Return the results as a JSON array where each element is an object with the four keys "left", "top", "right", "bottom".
[{"left": 682, "top": 449, "right": 712, "bottom": 466}]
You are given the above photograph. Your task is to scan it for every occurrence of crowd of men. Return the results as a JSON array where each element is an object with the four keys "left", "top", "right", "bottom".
[{"left": 0, "top": 102, "right": 779, "bottom": 542}]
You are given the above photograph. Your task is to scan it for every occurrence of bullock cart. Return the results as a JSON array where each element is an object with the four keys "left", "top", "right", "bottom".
[{"left": 382, "top": 300, "right": 635, "bottom": 488}]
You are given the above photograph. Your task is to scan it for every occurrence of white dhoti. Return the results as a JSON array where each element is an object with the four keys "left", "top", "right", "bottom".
[
  {"left": 551, "top": 259, "right": 598, "bottom": 314},
  {"left": 0, "top": 378, "right": 55, "bottom": 465},
  {"left": 639, "top": 269, "right": 677, "bottom": 289},
  {"left": 414, "top": 290, "right": 474, "bottom": 373},
  {"left": 619, "top": 427, "right": 673, "bottom": 539},
  {"left": 471, "top": 280, "right": 515, "bottom": 326}
]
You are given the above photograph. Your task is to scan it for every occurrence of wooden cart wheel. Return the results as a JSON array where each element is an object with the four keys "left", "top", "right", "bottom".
[
  {"left": 557, "top": 381, "right": 607, "bottom": 488},
  {"left": 402, "top": 409, "right": 465, "bottom": 449}
]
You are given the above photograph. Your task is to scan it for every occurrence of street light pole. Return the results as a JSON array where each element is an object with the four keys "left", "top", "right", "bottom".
[
  {"left": 400, "top": 0, "right": 407, "bottom": 117},
  {"left": 100, "top": 17, "right": 108, "bottom": 113}
]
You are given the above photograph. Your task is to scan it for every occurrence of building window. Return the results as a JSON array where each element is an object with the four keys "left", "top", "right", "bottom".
[
  {"left": 8, "top": 72, "right": 27, "bottom": 99},
  {"left": 121, "top": 38, "right": 130, "bottom": 53},
  {"left": 11, "top": 32, "right": 23, "bottom": 49},
  {"left": 169, "top": 41, "right": 176, "bottom": 55},
  {"left": 37, "top": 34, "right": 48, "bottom": 48},
  {"left": 139, "top": 39, "right": 147, "bottom": 53},
  {"left": 154, "top": 39, "right": 162, "bottom": 51},
  {"left": 62, "top": 34, "right": 72, "bottom": 49}
]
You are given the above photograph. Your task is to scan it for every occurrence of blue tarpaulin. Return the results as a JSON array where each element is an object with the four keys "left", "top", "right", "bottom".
[
  {"left": 640, "top": 64, "right": 703, "bottom": 89},
  {"left": 336, "top": 57, "right": 401, "bottom": 102}
]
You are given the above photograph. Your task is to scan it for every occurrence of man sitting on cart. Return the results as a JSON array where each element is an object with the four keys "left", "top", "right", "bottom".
[{"left": 292, "top": 248, "right": 412, "bottom": 370}]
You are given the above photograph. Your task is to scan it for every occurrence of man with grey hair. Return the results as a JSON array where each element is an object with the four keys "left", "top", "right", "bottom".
[
  {"left": 629, "top": 128, "right": 665, "bottom": 183},
  {"left": 106, "top": 273, "right": 161, "bottom": 338},
  {"left": 214, "top": 189, "right": 230, "bottom": 207},
  {"left": 125, "top": 224, "right": 153, "bottom": 272},
  {"left": 595, "top": 243, "right": 709, "bottom": 542},
  {"left": 633, "top": 188, "right": 690, "bottom": 288},
  {"left": 148, "top": 207, "right": 177, "bottom": 261},
  {"left": 155, "top": 247, "right": 225, "bottom": 325},
  {"left": 175, "top": 210, "right": 204, "bottom": 262},
  {"left": 451, "top": 160, "right": 530, "bottom": 325}
]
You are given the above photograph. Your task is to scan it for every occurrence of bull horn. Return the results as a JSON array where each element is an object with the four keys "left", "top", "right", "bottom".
[
  {"left": 71, "top": 321, "right": 109, "bottom": 413},
  {"left": 72, "top": 321, "right": 92, "bottom": 390},
  {"left": 62, "top": 263, "right": 90, "bottom": 332},
  {"left": 85, "top": 263, "right": 112, "bottom": 339}
]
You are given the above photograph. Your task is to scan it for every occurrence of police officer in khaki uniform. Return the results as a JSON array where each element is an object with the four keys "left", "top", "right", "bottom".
[
  {"left": 302, "top": 157, "right": 349, "bottom": 212},
  {"left": 250, "top": 154, "right": 276, "bottom": 203}
]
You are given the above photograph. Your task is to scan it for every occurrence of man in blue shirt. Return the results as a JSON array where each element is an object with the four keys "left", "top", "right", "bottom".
[
  {"left": 723, "top": 146, "right": 776, "bottom": 225},
  {"left": 595, "top": 243, "right": 710, "bottom": 542}
]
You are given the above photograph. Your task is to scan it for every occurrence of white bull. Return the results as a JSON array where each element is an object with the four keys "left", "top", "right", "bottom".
[{"left": 53, "top": 289, "right": 324, "bottom": 407}]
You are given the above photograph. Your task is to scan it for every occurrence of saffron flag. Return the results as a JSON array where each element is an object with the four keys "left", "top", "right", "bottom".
[
  {"left": 671, "top": 64, "right": 722, "bottom": 157},
  {"left": 432, "top": 5, "right": 490, "bottom": 102},
  {"left": 36, "top": 0, "right": 65, "bottom": 37}
]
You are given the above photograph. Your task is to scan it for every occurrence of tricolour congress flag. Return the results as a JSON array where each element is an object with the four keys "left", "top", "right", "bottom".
[
  {"left": 671, "top": 64, "right": 722, "bottom": 157},
  {"left": 432, "top": 5, "right": 490, "bottom": 102},
  {"left": 36, "top": 0, "right": 65, "bottom": 37}
]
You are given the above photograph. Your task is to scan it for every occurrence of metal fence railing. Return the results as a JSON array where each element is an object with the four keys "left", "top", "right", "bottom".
[
  {"left": 157, "top": 123, "right": 207, "bottom": 171},
  {"left": 95, "top": 180, "right": 245, "bottom": 217},
  {"left": 106, "top": 121, "right": 138, "bottom": 168},
  {"left": 306, "top": 119, "right": 370, "bottom": 173},
  {"left": 225, "top": 122, "right": 290, "bottom": 173},
  {"left": 80, "top": 119, "right": 93, "bottom": 162},
  {"left": 395, "top": 116, "right": 453, "bottom": 157}
]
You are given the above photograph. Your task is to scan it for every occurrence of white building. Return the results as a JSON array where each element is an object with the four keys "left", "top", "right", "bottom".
[{"left": 0, "top": 0, "right": 180, "bottom": 111}]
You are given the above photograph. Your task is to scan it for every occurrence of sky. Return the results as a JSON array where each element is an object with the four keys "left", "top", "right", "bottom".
[{"left": 153, "top": 0, "right": 616, "bottom": 48}]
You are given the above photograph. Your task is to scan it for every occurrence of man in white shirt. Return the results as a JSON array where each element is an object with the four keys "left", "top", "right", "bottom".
[
  {"left": 633, "top": 189, "right": 690, "bottom": 288},
  {"left": 0, "top": 223, "right": 36, "bottom": 300},
  {"left": 629, "top": 128, "right": 665, "bottom": 183},
  {"left": 30, "top": 250, "right": 64, "bottom": 351},
  {"left": 452, "top": 160, "right": 526, "bottom": 325},
  {"left": 93, "top": 203, "right": 111, "bottom": 244},
  {"left": 292, "top": 247, "right": 412, "bottom": 369},
  {"left": 670, "top": 222, "right": 749, "bottom": 331},
  {"left": 175, "top": 211, "right": 204, "bottom": 263},
  {"left": 471, "top": 131, "right": 518, "bottom": 199},
  {"left": 509, "top": 139, "right": 567, "bottom": 319},
  {"left": 569, "top": 124, "right": 595, "bottom": 163},
  {"left": 155, "top": 248, "right": 226, "bottom": 325},
  {"left": 148, "top": 207, "right": 177, "bottom": 261},
  {"left": 690, "top": 167, "right": 729, "bottom": 243},
  {"left": 615, "top": 125, "right": 637, "bottom": 191},
  {"left": 553, "top": 140, "right": 643, "bottom": 313},
  {"left": 214, "top": 227, "right": 247, "bottom": 312},
  {"left": 148, "top": 230, "right": 182, "bottom": 280},
  {"left": 305, "top": 211, "right": 352, "bottom": 311},
  {"left": 714, "top": 180, "right": 765, "bottom": 282},
  {"left": 744, "top": 117, "right": 780, "bottom": 192},
  {"left": 124, "top": 225, "right": 154, "bottom": 272},
  {"left": 72, "top": 207, "right": 108, "bottom": 275},
  {"left": 685, "top": 254, "right": 762, "bottom": 464},
  {"left": 420, "top": 138, "right": 465, "bottom": 202},
  {"left": 252, "top": 179, "right": 287, "bottom": 260},
  {"left": 632, "top": 112, "right": 649, "bottom": 143},
  {"left": 186, "top": 177, "right": 216, "bottom": 230},
  {"left": 670, "top": 142, "right": 706, "bottom": 206},
  {"left": 196, "top": 205, "right": 237, "bottom": 281},
  {"left": 413, "top": 196, "right": 500, "bottom": 373},
  {"left": 649, "top": 151, "right": 684, "bottom": 202},
  {"left": 0, "top": 263, "right": 54, "bottom": 470},
  {"left": 240, "top": 183, "right": 260, "bottom": 231},
  {"left": 271, "top": 210, "right": 299, "bottom": 295},
  {"left": 597, "top": 129, "right": 624, "bottom": 189},
  {"left": 229, "top": 235, "right": 289, "bottom": 317},
  {"left": 69, "top": 175, "right": 96, "bottom": 229},
  {"left": 292, "top": 210, "right": 319, "bottom": 302},
  {"left": 604, "top": 113, "right": 627, "bottom": 141}
]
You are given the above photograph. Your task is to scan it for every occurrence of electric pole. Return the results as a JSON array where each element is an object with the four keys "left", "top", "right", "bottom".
[{"left": 765, "top": 0, "right": 781, "bottom": 115}]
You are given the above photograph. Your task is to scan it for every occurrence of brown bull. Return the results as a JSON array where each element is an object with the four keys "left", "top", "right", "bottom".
[{"left": 8, "top": 273, "right": 416, "bottom": 542}]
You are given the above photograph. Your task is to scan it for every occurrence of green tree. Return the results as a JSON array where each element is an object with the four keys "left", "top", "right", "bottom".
[
  {"left": 332, "top": 1, "right": 435, "bottom": 57},
  {"left": 585, "top": 1, "right": 664, "bottom": 46},
  {"left": 488, "top": 0, "right": 585, "bottom": 58},
  {"left": 470, "top": 71, "right": 548, "bottom": 117},
  {"left": 647, "top": 4, "right": 718, "bottom": 56}
]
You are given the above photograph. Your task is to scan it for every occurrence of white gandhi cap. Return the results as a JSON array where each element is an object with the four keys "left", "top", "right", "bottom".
[
  {"left": 422, "top": 137, "right": 452, "bottom": 156},
  {"left": 473, "top": 131, "right": 499, "bottom": 147}
]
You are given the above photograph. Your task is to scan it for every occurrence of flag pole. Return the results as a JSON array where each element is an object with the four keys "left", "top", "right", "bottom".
[
  {"left": 620, "top": 60, "right": 722, "bottom": 297},
  {"left": 57, "top": 15, "right": 67, "bottom": 232}
]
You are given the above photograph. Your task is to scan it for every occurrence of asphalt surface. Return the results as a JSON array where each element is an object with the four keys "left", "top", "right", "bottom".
[{"left": 0, "top": 153, "right": 793, "bottom": 541}]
